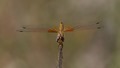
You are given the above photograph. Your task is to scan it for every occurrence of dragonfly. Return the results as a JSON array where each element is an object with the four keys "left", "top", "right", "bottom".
[
  {"left": 17, "top": 21, "right": 102, "bottom": 68},
  {"left": 17, "top": 21, "right": 102, "bottom": 44}
]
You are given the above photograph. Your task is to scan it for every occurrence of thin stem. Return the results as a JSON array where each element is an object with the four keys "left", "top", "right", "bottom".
[{"left": 57, "top": 43, "right": 63, "bottom": 68}]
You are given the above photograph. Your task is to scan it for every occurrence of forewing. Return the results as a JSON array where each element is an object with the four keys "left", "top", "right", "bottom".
[
  {"left": 64, "top": 21, "right": 103, "bottom": 32},
  {"left": 64, "top": 26, "right": 74, "bottom": 32},
  {"left": 74, "top": 22, "right": 102, "bottom": 30},
  {"left": 17, "top": 25, "right": 58, "bottom": 33},
  {"left": 48, "top": 27, "right": 58, "bottom": 33}
]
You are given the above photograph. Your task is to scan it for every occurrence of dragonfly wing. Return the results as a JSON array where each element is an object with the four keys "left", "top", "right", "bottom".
[
  {"left": 64, "top": 26, "right": 74, "bottom": 32},
  {"left": 48, "top": 27, "right": 58, "bottom": 33},
  {"left": 17, "top": 26, "right": 58, "bottom": 33},
  {"left": 63, "top": 21, "right": 103, "bottom": 32},
  {"left": 73, "top": 22, "right": 103, "bottom": 31}
]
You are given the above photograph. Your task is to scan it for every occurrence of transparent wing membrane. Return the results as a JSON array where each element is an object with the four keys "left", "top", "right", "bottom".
[
  {"left": 63, "top": 21, "right": 103, "bottom": 32},
  {"left": 48, "top": 27, "right": 58, "bottom": 33},
  {"left": 17, "top": 20, "right": 103, "bottom": 33},
  {"left": 64, "top": 26, "right": 74, "bottom": 32},
  {"left": 17, "top": 25, "right": 58, "bottom": 33},
  {"left": 72, "top": 21, "right": 103, "bottom": 31}
]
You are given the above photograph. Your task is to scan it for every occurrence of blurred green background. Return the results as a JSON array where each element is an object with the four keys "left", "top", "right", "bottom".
[{"left": 0, "top": 0, "right": 119, "bottom": 68}]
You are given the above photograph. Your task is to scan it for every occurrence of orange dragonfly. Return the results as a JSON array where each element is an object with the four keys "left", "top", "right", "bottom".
[{"left": 17, "top": 21, "right": 102, "bottom": 44}]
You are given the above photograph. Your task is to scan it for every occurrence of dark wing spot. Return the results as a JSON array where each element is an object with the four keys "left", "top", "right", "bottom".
[
  {"left": 16, "top": 30, "right": 23, "bottom": 32},
  {"left": 97, "top": 27, "right": 101, "bottom": 29},
  {"left": 96, "top": 22, "right": 100, "bottom": 24},
  {"left": 19, "top": 30, "right": 23, "bottom": 32},
  {"left": 22, "top": 27, "right": 26, "bottom": 29}
]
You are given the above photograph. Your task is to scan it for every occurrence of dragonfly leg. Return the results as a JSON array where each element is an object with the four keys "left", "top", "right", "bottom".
[
  {"left": 56, "top": 34, "right": 64, "bottom": 43},
  {"left": 61, "top": 37, "right": 64, "bottom": 42},
  {"left": 56, "top": 37, "right": 64, "bottom": 43}
]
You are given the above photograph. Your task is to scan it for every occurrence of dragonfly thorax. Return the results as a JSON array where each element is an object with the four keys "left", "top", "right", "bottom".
[{"left": 59, "top": 22, "right": 64, "bottom": 31}]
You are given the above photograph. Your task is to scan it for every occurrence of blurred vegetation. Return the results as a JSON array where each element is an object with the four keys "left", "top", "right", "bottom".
[{"left": 0, "top": 0, "right": 119, "bottom": 68}]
